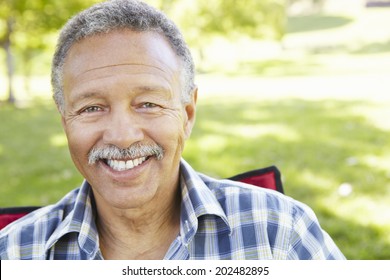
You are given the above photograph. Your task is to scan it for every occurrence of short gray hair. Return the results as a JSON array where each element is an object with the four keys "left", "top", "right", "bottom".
[{"left": 51, "top": 0, "right": 195, "bottom": 114}]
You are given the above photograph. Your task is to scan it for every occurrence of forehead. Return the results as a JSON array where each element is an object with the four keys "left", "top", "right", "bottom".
[{"left": 63, "top": 29, "right": 182, "bottom": 86}]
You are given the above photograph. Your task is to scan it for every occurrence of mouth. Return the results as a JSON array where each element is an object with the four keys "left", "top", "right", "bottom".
[{"left": 102, "top": 156, "right": 150, "bottom": 172}]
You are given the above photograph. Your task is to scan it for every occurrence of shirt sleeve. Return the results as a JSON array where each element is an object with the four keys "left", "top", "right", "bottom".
[{"left": 287, "top": 203, "right": 346, "bottom": 260}]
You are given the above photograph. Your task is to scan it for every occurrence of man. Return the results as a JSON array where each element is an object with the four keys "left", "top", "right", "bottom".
[{"left": 0, "top": 0, "right": 345, "bottom": 260}]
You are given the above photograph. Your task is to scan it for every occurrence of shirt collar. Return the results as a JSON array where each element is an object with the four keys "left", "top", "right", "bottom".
[
  {"left": 179, "top": 159, "right": 231, "bottom": 245},
  {"left": 45, "top": 159, "right": 230, "bottom": 257},
  {"left": 45, "top": 181, "right": 100, "bottom": 256}
]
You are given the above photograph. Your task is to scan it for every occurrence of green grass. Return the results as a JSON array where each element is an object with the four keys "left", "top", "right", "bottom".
[
  {"left": 183, "top": 95, "right": 390, "bottom": 260},
  {"left": 1, "top": 8, "right": 390, "bottom": 260},
  {"left": 1, "top": 94, "right": 389, "bottom": 259},
  {"left": 287, "top": 14, "right": 354, "bottom": 34},
  {"left": 0, "top": 102, "right": 82, "bottom": 206}
]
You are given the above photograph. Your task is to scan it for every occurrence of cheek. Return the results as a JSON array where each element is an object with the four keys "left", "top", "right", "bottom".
[
  {"left": 148, "top": 116, "right": 187, "bottom": 153},
  {"left": 65, "top": 123, "right": 100, "bottom": 164}
]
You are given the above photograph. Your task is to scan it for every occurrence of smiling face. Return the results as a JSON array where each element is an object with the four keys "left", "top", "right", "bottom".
[{"left": 61, "top": 30, "right": 196, "bottom": 210}]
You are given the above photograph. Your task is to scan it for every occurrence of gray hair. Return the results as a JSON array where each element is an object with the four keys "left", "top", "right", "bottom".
[
  {"left": 88, "top": 142, "right": 164, "bottom": 164},
  {"left": 51, "top": 0, "right": 195, "bottom": 114}
]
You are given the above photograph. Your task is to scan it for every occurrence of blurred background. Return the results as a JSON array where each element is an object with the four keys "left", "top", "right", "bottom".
[{"left": 1, "top": 0, "right": 389, "bottom": 259}]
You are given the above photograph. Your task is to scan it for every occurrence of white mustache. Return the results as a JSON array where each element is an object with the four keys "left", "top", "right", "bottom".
[{"left": 88, "top": 143, "right": 164, "bottom": 165}]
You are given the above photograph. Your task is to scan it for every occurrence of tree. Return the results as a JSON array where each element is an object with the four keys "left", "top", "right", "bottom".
[
  {"left": 0, "top": 0, "right": 17, "bottom": 104},
  {"left": 1, "top": 0, "right": 287, "bottom": 103},
  {"left": 160, "top": 0, "right": 286, "bottom": 69},
  {"left": 0, "top": 0, "right": 100, "bottom": 104},
  {"left": 169, "top": 0, "right": 286, "bottom": 44}
]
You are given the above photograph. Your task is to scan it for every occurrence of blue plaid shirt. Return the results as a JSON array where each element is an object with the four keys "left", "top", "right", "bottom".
[{"left": 0, "top": 159, "right": 345, "bottom": 260}]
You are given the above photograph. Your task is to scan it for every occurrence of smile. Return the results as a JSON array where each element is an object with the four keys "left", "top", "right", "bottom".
[{"left": 106, "top": 157, "right": 148, "bottom": 171}]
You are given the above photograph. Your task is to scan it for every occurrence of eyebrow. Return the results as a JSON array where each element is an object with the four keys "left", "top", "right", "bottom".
[
  {"left": 69, "top": 91, "right": 106, "bottom": 107},
  {"left": 129, "top": 85, "right": 173, "bottom": 100}
]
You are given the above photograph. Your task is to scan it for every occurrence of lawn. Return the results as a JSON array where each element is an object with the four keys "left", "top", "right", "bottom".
[
  {"left": 1, "top": 7, "right": 390, "bottom": 260},
  {"left": 1, "top": 86, "right": 389, "bottom": 259},
  {"left": 184, "top": 87, "right": 390, "bottom": 260}
]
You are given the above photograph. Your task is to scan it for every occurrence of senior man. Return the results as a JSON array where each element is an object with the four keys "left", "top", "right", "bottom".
[{"left": 0, "top": 0, "right": 345, "bottom": 260}]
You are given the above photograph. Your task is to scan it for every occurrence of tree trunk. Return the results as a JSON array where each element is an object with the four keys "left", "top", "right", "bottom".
[{"left": 5, "top": 18, "right": 16, "bottom": 104}]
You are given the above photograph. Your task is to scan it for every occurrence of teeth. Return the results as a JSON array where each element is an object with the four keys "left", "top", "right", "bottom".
[
  {"left": 126, "top": 160, "right": 134, "bottom": 169},
  {"left": 107, "top": 157, "right": 146, "bottom": 171}
]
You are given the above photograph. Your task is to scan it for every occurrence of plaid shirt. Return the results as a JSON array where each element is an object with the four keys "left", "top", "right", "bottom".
[{"left": 0, "top": 159, "right": 345, "bottom": 260}]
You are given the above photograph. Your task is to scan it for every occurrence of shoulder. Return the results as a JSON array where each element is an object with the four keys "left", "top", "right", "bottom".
[
  {"left": 0, "top": 187, "right": 81, "bottom": 259},
  {"left": 199, "top": 172, "right": 321, "bottom": 239},
  {"left": 204, "top": 175, "right": 345, "bottom": 259},
  {"left": 200, "top": 172, "right": 310, "bottom": 218}
]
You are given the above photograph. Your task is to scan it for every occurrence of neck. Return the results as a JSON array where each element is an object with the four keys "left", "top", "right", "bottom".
[{"left": 95, "top": 183, "right": 182, "bottom": 259}]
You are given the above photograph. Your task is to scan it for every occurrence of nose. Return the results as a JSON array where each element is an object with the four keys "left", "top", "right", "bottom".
[{"left": 102, "top": 108, "right": 144, "bottom": 149}]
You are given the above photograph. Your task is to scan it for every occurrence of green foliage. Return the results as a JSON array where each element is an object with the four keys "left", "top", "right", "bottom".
[
  {"left": 0, "top": 0, "right": 102, "bottom": 102},
  {"left": 287, "top": 15, "right": 353, "bottom": 33},
  {"left": 152, "top": 0, "right": 287, "bottom": 47},
  {"left": 0, "top": 0, "right": 287, "bottom": 101},
  {"left": 1, "top": 0, "right": 287, "bottom": 54},
  {"left": 148, "top": 0, "right": 287, "bottom": 39},
  {"left": 1, "top": 0, "right": 100, "bottom": 48}
]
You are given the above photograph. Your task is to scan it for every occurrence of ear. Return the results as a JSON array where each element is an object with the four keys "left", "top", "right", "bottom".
[{"left": 183, "top": 86, "right": 198, "bottom": 140}]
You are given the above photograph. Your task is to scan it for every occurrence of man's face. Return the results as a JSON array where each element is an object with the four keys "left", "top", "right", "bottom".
[{"left": 61, "top": 30, "right": 196, "bottom": 210}]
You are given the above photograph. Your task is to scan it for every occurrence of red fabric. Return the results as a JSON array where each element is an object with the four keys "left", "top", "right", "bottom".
[
  {"left": 237, "top": 172, "right": 276, "bottom": 191},
  {"left": 0, "top": 213, "right": 29, "bottom": 230}
]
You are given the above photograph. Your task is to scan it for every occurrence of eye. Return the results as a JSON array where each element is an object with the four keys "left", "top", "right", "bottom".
[
  {"left": 81, "top": 106, "right": 103, "bottom": 113},
  {"left": 136, "top": 101, "right": 164, "bottom": 114},
  {"left": 141, "top": 102, "right": 158, "bottom": 108}
]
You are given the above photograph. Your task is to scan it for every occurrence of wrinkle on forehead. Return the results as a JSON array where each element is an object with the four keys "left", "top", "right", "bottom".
[
  {"left": 66, "top": 62, "right": 177, "bottom": 94},
  {"left": 62, "top": 30, "right": 183, "bottom": 96},
  {"left": 83, "top": 62, "right": 168, "bottom": 74},
  {"left": 63, "top": 30, "right": 181, "bottom": 80}
]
